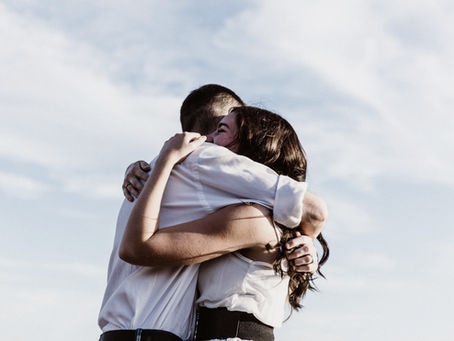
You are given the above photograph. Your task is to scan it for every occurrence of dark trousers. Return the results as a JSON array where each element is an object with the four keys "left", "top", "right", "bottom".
[
  {"left": 194, "top": 307, "right": 274, "bottom": 341},
  {"left": 99, "top": 329, "right": 182, "bottom": 341}
]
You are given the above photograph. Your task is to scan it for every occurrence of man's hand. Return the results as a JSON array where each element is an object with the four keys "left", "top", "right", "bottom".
[
  {"left": 122, "top": 160, "right": 151, "bottom": 202},
  {"left": 286, "top": 193, "right": 327, "bottom": 273},
  {"left": 285, "top": 233, "right": 318, "bottom": 274}
]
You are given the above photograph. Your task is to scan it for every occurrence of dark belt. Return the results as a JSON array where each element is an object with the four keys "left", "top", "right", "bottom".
[
  {"left": 99, "top": 329, "right": 182, "bottom": 341},
  {"left": 194, "top": 307, "right": 274, "bottom": 341}
]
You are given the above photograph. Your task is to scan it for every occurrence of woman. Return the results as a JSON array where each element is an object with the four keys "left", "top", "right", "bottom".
[{"left": 120, "top": 106, "right": 329, "bottom": 340}]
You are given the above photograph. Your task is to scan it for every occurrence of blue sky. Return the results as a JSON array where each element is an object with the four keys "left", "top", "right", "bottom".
[{"left": 1, "top": 1, "right": 453, "bottom": 340}]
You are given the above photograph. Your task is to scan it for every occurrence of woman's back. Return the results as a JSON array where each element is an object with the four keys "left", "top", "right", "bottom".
[{"left": 197, "top": 250, "right": 290, "bottom": 328}]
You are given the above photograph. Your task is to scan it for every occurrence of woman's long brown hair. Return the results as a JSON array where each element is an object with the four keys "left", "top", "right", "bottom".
[{"left": 233, "top": 105, "right": 329, "bottom": 311}]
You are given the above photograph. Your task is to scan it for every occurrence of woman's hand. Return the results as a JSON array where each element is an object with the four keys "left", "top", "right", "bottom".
[
  {"left": 120, "top": 132, "right": 205, "bottom": 264},
  {"left": 121, "top": 133, "right": 205, "bottom": 202},
  {"left": 158, "top": 132, "right": 207, "bottom": 165}
]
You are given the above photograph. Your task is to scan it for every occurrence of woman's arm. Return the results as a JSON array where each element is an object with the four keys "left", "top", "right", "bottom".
[
  {"left": 120, "top": 203, "right": 278, "bottom": 266},
  {"left": 119, "top": 132, "right": 206, "bottom": 264}
]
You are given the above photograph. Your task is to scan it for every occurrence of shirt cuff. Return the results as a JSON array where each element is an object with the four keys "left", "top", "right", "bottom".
[{"left": 273, "top": 176, "right": 307, "bottom": 228}]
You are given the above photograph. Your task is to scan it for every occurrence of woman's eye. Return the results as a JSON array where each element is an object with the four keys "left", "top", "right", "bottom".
[{"left": 217, "top": 129, "right": 226, "bottom": 133}]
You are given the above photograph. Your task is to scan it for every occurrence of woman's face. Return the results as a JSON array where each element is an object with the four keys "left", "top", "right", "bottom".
[{"left": 207, "top": 111, "right": 239, "bottom": 153}]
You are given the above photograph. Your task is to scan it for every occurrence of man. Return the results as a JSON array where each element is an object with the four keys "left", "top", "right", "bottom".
[{"left": 98, "top": 84, "right": 326, "bottom": 341}]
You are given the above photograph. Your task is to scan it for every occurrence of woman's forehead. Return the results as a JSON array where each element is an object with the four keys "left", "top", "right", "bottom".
[{"left": 219, "top": 111, "right": 237, "bottom": 126}]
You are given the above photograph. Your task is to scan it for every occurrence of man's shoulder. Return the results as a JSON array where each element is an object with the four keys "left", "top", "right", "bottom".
[
  {"left": 184, "top": 143, "right": 239, "bottom": 163},
  {"left": 181, "top": 143, "right": 274, "bottom": 176}
]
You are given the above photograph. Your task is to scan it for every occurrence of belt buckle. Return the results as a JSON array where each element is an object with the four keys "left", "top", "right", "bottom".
[{"left": 135, "top": 328, "right": 143, "bottom": 341}]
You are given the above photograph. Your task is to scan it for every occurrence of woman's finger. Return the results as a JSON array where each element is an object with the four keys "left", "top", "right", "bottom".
[
  {"left": 189, "top": 135, "right": 206, "bottom": 148},
  {"left": 184, "top": 131, "right": 201, "bottom": 138},
  {"left": 160, "top": 133, "right": 206, "bottom": 164},
  {"left": 177, "top": 136, "right": 207, "bottom": 163}
]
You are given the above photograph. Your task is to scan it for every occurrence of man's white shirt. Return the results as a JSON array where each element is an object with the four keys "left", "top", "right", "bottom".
[{"left": 98, "top": 143, "right": 307, "bottom": 340}]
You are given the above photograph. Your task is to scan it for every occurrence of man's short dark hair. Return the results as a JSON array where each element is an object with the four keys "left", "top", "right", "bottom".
[{"left": 180, "top": 84, "right": 245, "bottom": 135}]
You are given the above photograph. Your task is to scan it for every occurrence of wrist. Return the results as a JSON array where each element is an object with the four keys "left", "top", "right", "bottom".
[{"left": 155, "top": 154, "right": 177, "bottom": 172}]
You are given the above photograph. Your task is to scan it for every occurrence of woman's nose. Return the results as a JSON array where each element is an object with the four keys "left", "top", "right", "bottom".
[{"left": 206, "top": 131, "right": 215, "bottom": 143}]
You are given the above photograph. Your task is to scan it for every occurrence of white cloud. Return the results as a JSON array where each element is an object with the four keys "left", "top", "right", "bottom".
[
  {"left": 58, "top": 173, "right": 120, "bottom": 199},
  {"left": 348, "top": 251, "right": 397, "bottom": 270},
  {"left": 0, "top": 257, "right": 105, "bottom": 279},
  {"left": 320, "top": 193, "right": 376, "bottom": 237},
  {"left": 0, "top": 170, "right": 50, "bottom": 198},
  {"left": 214, "top": 0, "right": 454, "bottom": 189},
  {"left": 0, "top": 256, "right": 106, "bottom": 339},
  {"left": 318, "top": 262, "right": 404, "bottom": 293},
  {"left": 0, "top": 3, "right": 182, "bottom": 199},
  {"left": 429, "top": 238, "right": 454, "bottom": 284}
]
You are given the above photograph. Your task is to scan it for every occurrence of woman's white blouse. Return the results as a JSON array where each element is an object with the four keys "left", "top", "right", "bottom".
[{"left": 196, "top": 251, "right": 290, "bottom": 328}]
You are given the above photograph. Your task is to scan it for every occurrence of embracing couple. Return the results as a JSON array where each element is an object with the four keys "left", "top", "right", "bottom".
[{"left": 98, "top": 84, "right": 329, "bottom": 341}]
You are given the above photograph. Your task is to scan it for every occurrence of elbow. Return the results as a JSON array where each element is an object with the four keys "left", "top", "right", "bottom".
[
  {"left": 119, "top": 241, "right": 160, "bottom": 266},
  {"left": 312, "top": 199, "right": 328, "bottom": 238},
  {"left": 305, "top": 193, "right": 328, "bottom": 224},
  {"left": 311, "top": 199, "right": 328, "bottom": 235},
  {"left": 301, "top": 194, "right": 328, "bottom": 238},
  {"left": 119, "top": 244, "right": 134, "bottom": 263},
  {"left": 119, "top": 243, "right": 143, "bottom": 265},
  {"left": 315, "top": 198, "right": 328, "bottom": 224}
]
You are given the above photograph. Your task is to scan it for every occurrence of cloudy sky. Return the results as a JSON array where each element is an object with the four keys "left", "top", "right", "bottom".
[{"left": 1, "top": 1, "right": 453, "bottom": 340}]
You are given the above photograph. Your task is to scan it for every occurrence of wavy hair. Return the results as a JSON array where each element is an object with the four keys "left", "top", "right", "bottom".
[{"left": 233, "top": 105, "right": 329, "bottom": 310}]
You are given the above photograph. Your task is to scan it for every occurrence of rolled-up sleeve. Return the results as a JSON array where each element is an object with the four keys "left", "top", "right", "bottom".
[
  {"left": 274, "top": 175, "right": 307, "bottom": 227},
  {"left": 189, "top": 144, "right": 306, "bottom": 228}
]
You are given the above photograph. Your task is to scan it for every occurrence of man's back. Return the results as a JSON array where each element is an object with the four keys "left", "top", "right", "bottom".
[{"left": 98, "top": 144, "right": 306, "bottom": 339}]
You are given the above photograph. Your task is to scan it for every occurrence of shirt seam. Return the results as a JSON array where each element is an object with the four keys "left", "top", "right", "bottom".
[{"left": 192, "top": 150, "right": 215, "bottom": 214}]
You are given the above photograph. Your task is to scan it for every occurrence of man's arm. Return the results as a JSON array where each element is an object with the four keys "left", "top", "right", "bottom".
[
  {"left": 284, "top": 193, "right": 327, "bottom": 271},
  {"left": 193, "top": 146, "right": 328, "bottom": 272},
  {"left": 191, "top": 144, "right": 307, "bottom": 228},
  {"left": 121, "top": 145, "right": 307, "bottom": 229},
  {"left": 299, "top": 192, "right": 328, "bottom": 238}
]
